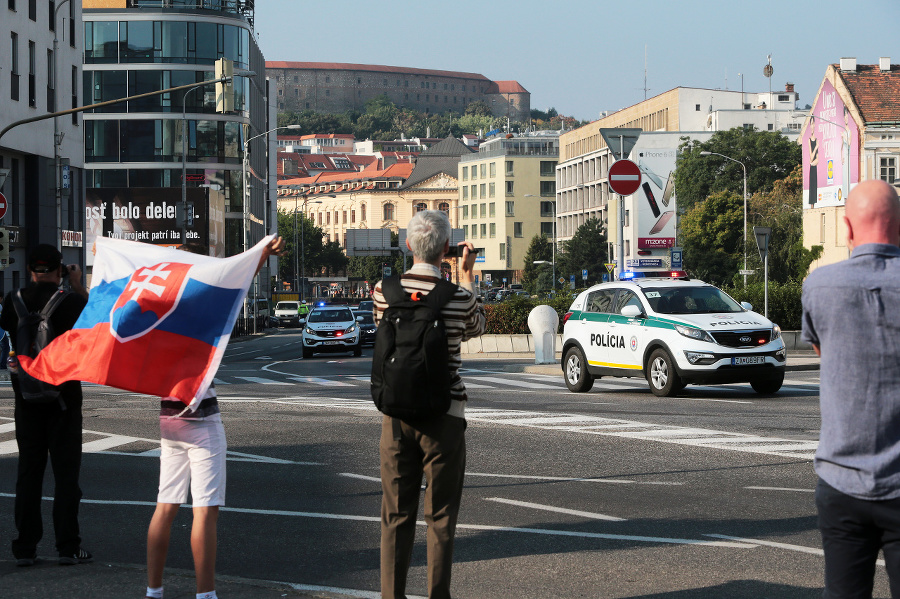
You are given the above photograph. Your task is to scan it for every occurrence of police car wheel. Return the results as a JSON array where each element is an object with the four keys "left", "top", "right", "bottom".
[
  {"left": 647, "top": 349, "right": 682, "bottom": 397},
  {"left": 302, "top": 347, "right": 313, "bottom": 359},
  {"left": 353, "top": 344, "right": 362, "bottom": 357},
  {"left": 750, "top": 374, "right": 783, "bottom": 394},
  {"left": 563, "top": 347, "right": 594, "bottom": 393}
]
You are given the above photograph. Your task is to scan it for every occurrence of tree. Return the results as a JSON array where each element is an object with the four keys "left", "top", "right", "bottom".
[
  {"left": 276, "top": 209, "right": 330, "bottom": 286},
  {"left": 521, "top": 235, "right": 553, "bottom": 294},
  {"left": 557, "top": 218, "right": 607, "bottom": 287},
  {"left": 464, "top": 100, "right": 492, "bottom": 117},
  {"left": 674, "top": 127, "right": 801, "bottom": 213},
  {"left": 680, "top": 190, "right": 744, "bottom": 285}
]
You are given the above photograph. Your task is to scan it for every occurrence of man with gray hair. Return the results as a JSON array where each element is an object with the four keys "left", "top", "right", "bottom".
[
  {"left": 802, "top": 179, "right": 900, "bottom": 596},
  {"left": 373, "top": 210, "right": 486, "bottom": 599}
]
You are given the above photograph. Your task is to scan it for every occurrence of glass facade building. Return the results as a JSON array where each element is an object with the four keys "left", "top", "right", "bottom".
[{"left": 82, "top": 0, "right": 268, "bottom": 257}]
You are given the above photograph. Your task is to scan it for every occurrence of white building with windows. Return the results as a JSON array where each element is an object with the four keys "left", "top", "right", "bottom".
[{"left": 0, "top": 0, "right": 85, "bottom": 292}]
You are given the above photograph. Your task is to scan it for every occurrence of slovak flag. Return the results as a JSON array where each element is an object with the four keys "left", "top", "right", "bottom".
[{"left": 19, "top": 235, "right": 273, "bottom": 410}]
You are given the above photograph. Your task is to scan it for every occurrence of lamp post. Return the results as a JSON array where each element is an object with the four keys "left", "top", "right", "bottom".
[
  {"left": 52, "top": 0, "right": 71, "bottom": 251},
  {"left": 700, "top": 151, "right": 748, "bottom": 286}
]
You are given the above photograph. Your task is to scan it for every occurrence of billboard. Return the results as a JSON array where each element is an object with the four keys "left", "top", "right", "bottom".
[
  {"left": 633, "top": 148, "right": 677, "bottom": 249},
  {"left": 85, "top": 187, "right": 224, "bottom": 265},
  {"left": 802, "top": 79, "right": 859, "bottom": 209}
]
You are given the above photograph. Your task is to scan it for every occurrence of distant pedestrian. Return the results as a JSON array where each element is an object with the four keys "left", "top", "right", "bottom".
[
  {"left": 0, "top": 244, "right": 90, "bottom": 566},
  {"left": 372, "top": 210, "right": 486, "bottom": 599},
  {"left": 802, "top": 179, "right": 900, "bottom": 597},
  {"left": 144, "top": 236, "right": 284, "bottom": 599}
]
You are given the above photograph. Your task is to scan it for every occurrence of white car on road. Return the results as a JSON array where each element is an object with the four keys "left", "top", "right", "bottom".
[
  {"left": 302, "top": 305, "right": 362, "bottom": 359},
  {"left": 562, "top": 277, "right": 786, "bottom": 396}
]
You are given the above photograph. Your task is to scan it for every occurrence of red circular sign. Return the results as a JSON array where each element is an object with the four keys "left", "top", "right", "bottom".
[
  {"left": 608, "top": 159, "right": 642, "bottom": 196},
  {"left": 0, "top": 191, "right": 7, "bottom": 220}
]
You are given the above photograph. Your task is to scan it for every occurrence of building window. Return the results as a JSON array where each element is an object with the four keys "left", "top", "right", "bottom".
[
  {"left": 480, "top": 164, "right": 486, "bottom": 178},
  {"left": 28, "top": 40, "right": 35, "bottom": 107},
  {"left": 489, "top": 162, "right": 496, "bottom": 177},
  {"left": 70, "top": 65, "right": 77, "bottom": 124},
  {"left": 480, "top": 224, "right": 486, "bottom": 237},
  {"left": 514, "top": 222, "right": 523, "bottom": 237},
  {"left": 464, "top": 225, "right": 469, "bottom": 237},
  {"left": 506, "top": 181, "right": 514, "bottom": 196},
  {"left": 10, "top": 32, "right": 19, "bottom": 102},
  {"left": 462, "top": 205, "right": 468, "bottom": 219},
  {"left": 462, "top": 187, "right": 468, "bottom": 200},
  {"left": 489, "top": 223, "right": 496, "bottom": 238},
  {"left": 471, "top": 184, "right": 476, "bottom": 199},
  {"left": 462, "top": 166, "right": 468, "bottom": 181},
  {"left": 325, "top": 89, "right": 330, "bottom": 96},
  {"left": 489, "top": 202, "right": 495, "bottom": 217},
  {"left": 880, "top": 156, "right": 897, "bottom": 182},
  {"left": 361, "top": 203, "right": 366, "bottom": 221},
  {"left": 351, "top": 209, "right": 356, "bottom": 223},
  {"left": 540, "top": 201, "right": 554, "bottom": 217},
  {"left": 318, "top": 213, "right": 322, "bottom": 225},
  {"left": 480, "top": 183, "right": 486, "bottom": 198},
  {"left": 540, "top": 181, "right": 556, "bottom": 197},
  {"left": 28, "top": 0, "right": 35, "bottom": 20},
  {"left": 325, "top": 76, "right": 330, "bottom": 83},
  {"left": 625, "top": 239, "right": 631, "bottom": 257},
  {"left": 383, "top": 203, "right": 395, "bottom": 221},
  {"left": 624, "top": 210, "right": 630, "bottom": 227},
  {"left": 506, "top": 161, "right": 514, "bottom": 176},
  {"left": 695, "top": 104, "right": 701, "bottom": 111},
  {"left": 48, "top": 0, "right": 55, "bottom": 31},
  {"left": 500, "top": 243, "right": 506, "bottom": 261},
  {"left": 342, "top": 210, "right": 347, "bottom": 224},
  {"left": 820, "top": 213, "right": 826, "bottom": 244},
  {"left": 415, "top": 202, "right": 427, "bottom": 212},
  {"left": 489, "top": 182, "right": 495, "bottom": 198},
  {"left": 540, "top": 222, "right": 553, "bottom": 237},
  {"left": 778, "top": 94, "right": 790, "bottom": 102},
  {"left": 540, "top": 161, "right": 557, "bottom": 177},
  {"left": 46, "top": 48, "right": 54, "bottom": 111},
  {"left": 505, "top": 201, "right": 514, "bottom": 216},
  {"left": 471, "top": 225, "right": 477, "bottom": 239},
  {"left": 439, "top": 202, "right": 449, "bottom": 215},
  {"left": 480, "top": 203, "right": 486, "bottom": 218}
]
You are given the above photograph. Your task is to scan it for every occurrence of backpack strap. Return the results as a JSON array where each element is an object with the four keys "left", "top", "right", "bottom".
[
  {"left": 423, "top": 278, "right": 458, "bottom": 311},
  {"left": 39, "top": 289, "right": 71, "bottom": 318},
  {"left": 12, "top": 290, "right": 29, "bottom": 320},
  {"left": 381, "top": 275, "right": 407, "bottom": 306}
]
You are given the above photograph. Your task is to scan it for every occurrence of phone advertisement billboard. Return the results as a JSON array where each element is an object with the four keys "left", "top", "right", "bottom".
[
  {"left": 802, "top": 79, "right": 859, "bottom": 209},
  {"left": 633, "top": 148, "right": 677, "bottom": 249},
  {"left": 85, "top": 187, "right": 224, "bottom": 265}
]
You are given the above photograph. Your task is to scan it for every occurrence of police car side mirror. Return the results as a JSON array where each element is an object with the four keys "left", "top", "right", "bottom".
[
  {"left": 621, "top": 304, "right": 643, "bottom": 319},
  {"left": 740, "top": 302, "right": 753, "bottom": 311}
]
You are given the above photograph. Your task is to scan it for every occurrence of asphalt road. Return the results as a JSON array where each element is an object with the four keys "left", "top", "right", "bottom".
[{"left": 0, "top": 328, "right": 889, "bottom": 598}]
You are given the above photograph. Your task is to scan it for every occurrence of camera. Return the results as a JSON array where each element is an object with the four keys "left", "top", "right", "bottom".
[{"left": 445, "top": 246, "right": 482, "bottom": 258}]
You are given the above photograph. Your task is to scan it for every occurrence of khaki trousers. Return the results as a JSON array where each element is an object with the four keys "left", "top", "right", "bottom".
[{"left": 380, "top": 413, "right": 466, "bottom": 599}]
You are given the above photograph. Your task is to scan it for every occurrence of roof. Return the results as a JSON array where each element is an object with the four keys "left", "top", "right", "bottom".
[
  {"left": 300, "top": 133, "right": 355, "bottom": 141},
  {"left": 490, "top": 80, "right": 530, "bottom": 94},
  {"left": 277, "top": 162, "right": 415, "bottom": 194},
  {"left": 835, "top": 63, "right": 900, "bottom": 123},
  {"left": 266, "top": 61, "right": 490, "bottom": 82},
  {"left": 400, "top": 136, "right": 473, "bottom": 189}
]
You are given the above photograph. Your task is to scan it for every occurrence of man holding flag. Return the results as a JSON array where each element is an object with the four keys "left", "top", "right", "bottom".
[{"left": 18, "top": 234, "right": 284, "bottom": 599}]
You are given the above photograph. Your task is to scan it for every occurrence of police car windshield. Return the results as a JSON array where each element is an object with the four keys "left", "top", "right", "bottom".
[
  {"left": 308, "top": 309, "right": 354, "bottom": 323},
  {"left": 642, "top": 286, "right": 743, "bottom": 314}
]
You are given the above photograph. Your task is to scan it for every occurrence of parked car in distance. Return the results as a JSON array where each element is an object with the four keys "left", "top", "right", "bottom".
[
  {"left": 274, "top": 301, "right": 301, "bottom": 328},
  {"left": 357, "top": 299, "right": 374, "bottom": 313},
  {"left": 302, "top": 306, "right": 362, "bottom": 358}
]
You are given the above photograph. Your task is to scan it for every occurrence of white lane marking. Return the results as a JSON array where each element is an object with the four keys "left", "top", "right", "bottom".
[
  {"left": 0, "top": 422, "right": 17, "bottom": 433},
  {"left": 463, "top": 382, "right": 496, "bottom": 389},
  {"left": 744, "top": 486, "right": 814, "bottom": 493},
  {"left": 289, "top": 376, "right": 354, "bottom": 387},
  {"left": 466, "top": 472, "right": 681, "bottom": 486},
  {"left": 468, "top": 376, "right": 567, "bottom": 390},
  {"left": 213, "top": 378, "right": 227, "bottom": 385},
  {"left": 683, "top": 397, "right": 754, "bottom": 404},
  {"left": 705, "top": 533, "right": 879, "bottom": 564},
  {"left": 0, "top": 493, "right": 753, "bottom": 548},
  {"left": 339, "top": 472, "right": 381, "bottom": 483},
  {"left": 254, "top": 356, "right": 271, "bottom": 360},
  {"left": 486, "top": 497, "right": 626, "bottom": 522},
  {"left": 235, "top": 376, "right": 292, "bottom": 385},
  {"left": 81, "top": 435, "right": 143, "bottom": 453}
]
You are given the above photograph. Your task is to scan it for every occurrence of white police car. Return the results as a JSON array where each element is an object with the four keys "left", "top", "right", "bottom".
[
  {"left": 301, "top": 305, "right": 362, "bottom": 359},
  {"left": 562, "top": 277, "right": 786, "bottom": 396}
]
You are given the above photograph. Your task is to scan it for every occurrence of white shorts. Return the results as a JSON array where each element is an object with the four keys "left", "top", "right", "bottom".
[{"left": 158, "top": 415, "right": 226, "bottom": 507}]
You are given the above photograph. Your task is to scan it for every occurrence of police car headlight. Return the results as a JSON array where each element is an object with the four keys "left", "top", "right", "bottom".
[
  {"left": 305, "top": 326, "right": 316, "bottom": 335},
  {"left": 345, "top": 324, "right": 357, "bottom": 334},
  {"left": 772, "top": 324, "right": 782, "bottom": 340},
  {"left": 684, "top": 351, "right": 717, "bottom": 365},
  {"left": 674, "top": 324, "right": 715, "bottom": 344}
]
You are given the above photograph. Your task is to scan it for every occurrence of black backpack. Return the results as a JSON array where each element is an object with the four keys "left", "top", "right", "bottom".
[
  {"left": 371, "top": 276, "right": 458, "bottom": 421},
  {"left": 11, "top": 289, "right": 70, "bottom": 408}
]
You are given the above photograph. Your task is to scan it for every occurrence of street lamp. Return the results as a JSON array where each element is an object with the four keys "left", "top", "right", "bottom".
[
  {"left": 699, "top": 151, "right": 748, "bottom": 286},
  {"left": 52, "top": 0, "right": 71, "bottom": 251},
  {"left": 289, "top": 191, "right": 335, "bottom": 301}
]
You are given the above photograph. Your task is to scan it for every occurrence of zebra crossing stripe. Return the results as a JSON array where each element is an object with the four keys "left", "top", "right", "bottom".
[
  {"left": 0, "top": 439, "right": 19, "bottom": 455},
  {"left": 289, "top": 376, "right": 354, "bottom": 387},
  {"left": 236, "top": 376, "right": 292, "bottom": 385},
  {"left": 0, "top": 422, "right": 16, "bottom": 434},
  {"left": 82, "top": 435, "right": 144, "bottom": 453},
  {"left": 468, "top": 376, "right": 562, "bottom": 390}
]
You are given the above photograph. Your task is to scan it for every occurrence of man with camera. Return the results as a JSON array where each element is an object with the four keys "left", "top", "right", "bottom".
[{"left": 0, "top": 244, "right": 90, "bottom": 566}]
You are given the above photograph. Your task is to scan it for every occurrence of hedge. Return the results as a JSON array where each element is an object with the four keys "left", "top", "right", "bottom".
[{"left": 484, "top": 293, "right": 576, "bottom": 334}]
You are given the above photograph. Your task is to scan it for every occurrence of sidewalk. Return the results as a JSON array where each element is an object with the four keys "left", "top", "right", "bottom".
[{"left": 0, "top": 560, "right": 364, "bottom": 599}]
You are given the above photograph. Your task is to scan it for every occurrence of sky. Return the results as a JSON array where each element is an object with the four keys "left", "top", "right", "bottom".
[{"left": 254, "top": 0, "right": 899, "bottom": 122}]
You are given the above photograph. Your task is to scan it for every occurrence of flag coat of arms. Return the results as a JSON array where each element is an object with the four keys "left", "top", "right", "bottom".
[{"left": 19, "top": 236, "right": 272, "bottom": 410}]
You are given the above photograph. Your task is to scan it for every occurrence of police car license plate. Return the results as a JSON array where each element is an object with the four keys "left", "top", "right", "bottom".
[
  {"left": 732, "top": 356, "right": 765, "bottom": 365},
  {"left": 323, "top": 340, "right": 340, "bottom": 345}
]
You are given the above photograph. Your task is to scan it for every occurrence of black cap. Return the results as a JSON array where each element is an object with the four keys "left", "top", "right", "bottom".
[{"left": 27, "top": 244, "right": 62, "bottom": 273}]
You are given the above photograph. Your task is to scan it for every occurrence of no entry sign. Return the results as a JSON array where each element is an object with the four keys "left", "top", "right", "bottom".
[
  {"left": 0, "top": 191, "right": 7, "bottom": 220},
  {"left": 608, "top": 159, "right": 642, "bottom": 196}
]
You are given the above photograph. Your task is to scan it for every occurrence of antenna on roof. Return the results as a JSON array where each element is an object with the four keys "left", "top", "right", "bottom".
[{"left": 643, "top": 45, "right": 649, "bottom": 100}]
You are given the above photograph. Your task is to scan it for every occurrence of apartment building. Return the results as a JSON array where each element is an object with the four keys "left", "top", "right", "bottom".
[
  {"left": 802, "top": 57, "right": 900, "bottom": 270},
  {"left": 458, "top": 132, "right": 558, "bottom": 285},
  {"left": 0, "top": 0, "right": 85, "bottom": 291}
]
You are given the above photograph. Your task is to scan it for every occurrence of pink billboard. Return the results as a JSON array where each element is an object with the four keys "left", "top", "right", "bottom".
[{"left": 802, "top": 79, "right": 859, "bottom": 208}]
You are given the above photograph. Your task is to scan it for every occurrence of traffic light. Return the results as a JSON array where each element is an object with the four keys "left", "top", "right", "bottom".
[
  {"left": 215, "top": 58, "right": 234, "bottom": 113},
  {"left": 0, "top": 228, "right": 9, "bottom": 270}
]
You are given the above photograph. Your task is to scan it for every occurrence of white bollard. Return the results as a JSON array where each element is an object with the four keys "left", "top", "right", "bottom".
[{"left": 528, "top": 305, "right": 560, "bottom": 365}]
